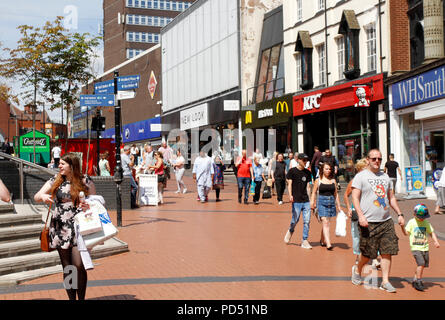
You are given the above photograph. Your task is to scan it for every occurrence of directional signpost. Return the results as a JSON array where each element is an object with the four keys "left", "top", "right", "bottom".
[{"left": 79, "top": 94, "right": 116, "bottom": 107}]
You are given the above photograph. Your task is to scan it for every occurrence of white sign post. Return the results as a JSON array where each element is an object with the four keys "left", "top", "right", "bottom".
[{"left": 138, "top": 174, "right": 158, "bottom": 206}]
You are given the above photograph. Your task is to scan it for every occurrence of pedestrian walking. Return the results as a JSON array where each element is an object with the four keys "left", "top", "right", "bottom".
[
  {"left": 285, "top": 152, "right": 293, "bottom": 172},
  {"left": 34, "top": 153, "right": 96, "bottom": 300},
  {"left": 343, "top": 158, "right": 369, "bottom": 264},
  {"left": 193, "top": 150, "right": 214, "bottom": 203},
  {"left": 0, "top": 178, "right": 11, "bottom": 203},
  {"left": 252, "top": 156, "right": 266, "bottom": 204},
  {"left": 401, "top": 204, "right": 440, "bottom": 291},
  {"left": 311, "top": 162, "right": 341, "bottom": 250},
  {"left": 130, "top": 144, "right": 140, "bottom": 166},
  {"left": 267, "top": 152, "right": 278, "bottom": 196},
  {"left": 351, "top": 148, "right": 405, "bottom": 293},
  {"left": 212, "top": 155, "right": 225, "bottom": 201},
  {"left": 320, "top": 149, "right": 340, "bottom": 189},
  {"left": 284, "top": 153, "right": 313, "bottom": 249},
  {"left": 434, "top": 170, "right": 445, "bottom": 214},
  {"left": 159, "top": 140, "right": 173, "bottom": 186},
  {"left": 122, "top": 145, "right": 138, "bottom": 209},
  {"left": 148, "top": 151, "right": 166, "bottom": 204},
  {"left": 99, "top": 151, "right": 111, "bottom": 177},
  {"left": 52, "top": 143, "right": 62, "bottom": 167},
  {"left": 173, "top": 149, "right": 187, "bottom": 194},
  {"left": 289, "top": 152, "right": 299, "bottom": 169},
  {"left": 235, "top": 149, "right": 253, "bottom": 204},
  {"left": 271, "top": 153, "right": 287, "bottom": 205},
  {"left": 311, "top": 146, "right": 322, "bottom": 180},
  {"left": 384, "top": 153, "right": 402, "bottom": 192}
]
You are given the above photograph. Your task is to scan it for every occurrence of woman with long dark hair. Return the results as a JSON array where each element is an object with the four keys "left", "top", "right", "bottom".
[
  {"left": 34, "top": 153, "right": 96, "bottom": 300},
  {"left": 310, "top": 162, "right": 341, "bottom": 250},
  {"left": 148, "top": 151, "right": 165, "bottom": 204}
]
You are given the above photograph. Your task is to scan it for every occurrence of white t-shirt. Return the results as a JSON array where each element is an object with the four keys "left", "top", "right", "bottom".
[
  {"left": 52, "top": 146, "right": 61, "bottom": 159},
  {"left": 289, "top": 159, "right": 298, "bottom": 169}
]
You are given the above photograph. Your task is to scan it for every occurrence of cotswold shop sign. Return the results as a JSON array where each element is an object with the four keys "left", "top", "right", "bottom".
[{"left": 392, "top": 65, "right": 445, "bottom": 109}]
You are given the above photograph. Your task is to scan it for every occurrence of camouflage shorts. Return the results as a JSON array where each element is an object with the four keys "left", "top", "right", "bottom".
[{"left": 359, "top": 218, "right": 399, "bottom": 259}]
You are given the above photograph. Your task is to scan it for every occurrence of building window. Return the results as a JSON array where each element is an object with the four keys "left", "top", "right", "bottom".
[
  {"left": 295, "top": 31, "right": 314, "bottom": 90},
  {"left": 127, "top": 0, "right": 188, "bottom": 11},
  {"left": 296, "top": 0, "right": 302, "bottom": 22},
  {"left": 127, "top": 32, "right": 159, "bottom": 43},
  {"left": 338, "top": 10, "right": 361, "bottom": 80},
  {"left": 127, "top": 0, "right": 134, "bottom": 7},
  {"left": 317, "top": 43, "right": 326, "bottom": 86},
  {"left": 336, "top": 36, "right": 345, "bottom": 80},
  {"left": 366, "top": 24, "right": 377, "bottom": 72},
  {"left": 254, "top": 43, "right": 284, "bottom": 103},
  {"left": 318, "top": 0, "right": 325, "bottom": 11},
  {"left": 295, "top": 53, "right": 302, "bottom": 90}
]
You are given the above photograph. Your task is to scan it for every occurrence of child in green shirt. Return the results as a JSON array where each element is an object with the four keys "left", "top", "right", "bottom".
[{"left": 401, "top": 204, "right": 440, "bottom": 291}]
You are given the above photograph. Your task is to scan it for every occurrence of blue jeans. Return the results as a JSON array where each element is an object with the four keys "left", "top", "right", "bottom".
[
  {"left": 126, "top": 174, "right": 138, "bottom": 208},
  {"left": 237, "top": 177, "right": 251, "bottom": 202},
  {"left": 289, "top": 202, "right": 311, "bottom": 241}
]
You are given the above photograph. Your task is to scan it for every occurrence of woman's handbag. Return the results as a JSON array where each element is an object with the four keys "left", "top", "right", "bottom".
[
  {"left": 75, "top": 207, "right": 103, "bottom": 236},
  {"left": 262, "top": 186, "right": 272, "bottom": 199},
  {"left": 249, "top": 181, "right": 256, "bottom": 196},
  {"left": 40, "top": 200, "right": 55, "bottom": 252},
  {"left": 266, "top": 178, "right": 273, "bottom": 187},
  {"left": 335, "top": 210, "right": 348, "bottom": 237}
]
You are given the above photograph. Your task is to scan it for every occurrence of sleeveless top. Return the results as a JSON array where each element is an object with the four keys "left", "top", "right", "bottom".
[
  {"left": 99, "top": 159, "right": 110, "bottom": 176},
  {"left": 155, "top": 162, "right": 164, "bottom": 175},
  {"left": 319, "top": 182, "right": 336, "bottom": 197}
]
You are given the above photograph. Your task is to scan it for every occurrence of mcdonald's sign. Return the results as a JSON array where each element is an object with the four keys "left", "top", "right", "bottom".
[
  {"left": 245, "top": 111, "right": 253, "bottom": 124},
  {"left": 276, "top": 101, "right": 289, "bottom": 113}
]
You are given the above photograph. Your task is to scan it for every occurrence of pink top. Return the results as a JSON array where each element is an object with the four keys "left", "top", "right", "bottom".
[{"left": 155, "top": 162, "right": 164, "bottom": 175}]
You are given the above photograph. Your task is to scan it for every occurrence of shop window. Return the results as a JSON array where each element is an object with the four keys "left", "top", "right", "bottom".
[
  {"left": 338, "top": 10, "right": 360, "bottom": 80},
  {"left": 295, "top": 31, "right": 313, "bottom": 90},
  {"left": 401, "top": 113, "right": 422, "bottom": 167}
]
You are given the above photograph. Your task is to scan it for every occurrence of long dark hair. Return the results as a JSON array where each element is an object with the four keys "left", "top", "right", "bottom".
[
  {"left": 319, "top": 162, "right": 334, "bottom": 180},
  {"left": 50, "top": 153, "right": 89, "bottom": 206}
]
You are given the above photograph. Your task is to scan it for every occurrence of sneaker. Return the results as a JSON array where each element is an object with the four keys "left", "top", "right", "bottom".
[
  {"left": 175, "top": 190, "right": 181, "bottom": 194},
  {"left": 278, "top": 201, "right": 283, "bottom": 205},
  {"left": 182, "top": 189, "right": 187, "bottom": 194},
  {"left": 301, "top": 240, "right": 312, "bottom": 249},
  {"left": 412, "top": 279, "right": 424, "bottom": 291},
  {"left": 379, "top": 282, "right": 396, "bottom": 293},
  {"left": 200, "top": 200, "right": 206, "bottom": 203},
  {"left": 284, "top": 230, "right": 293, "bottom": 244},
  {"left": 351, "top": 265, "right": 362, "bottom": 285}
]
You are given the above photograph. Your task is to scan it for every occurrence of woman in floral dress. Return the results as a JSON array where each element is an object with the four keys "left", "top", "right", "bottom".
[{"left": 35, "top": 153, "right": 96, "bottom": 300}]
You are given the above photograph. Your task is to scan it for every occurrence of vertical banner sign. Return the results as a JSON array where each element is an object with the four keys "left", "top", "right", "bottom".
[
  {"left": 138, "top": 174, "right": 158, "bottom": 206},
  {"left": 405, "top": 166, "right": 424, "bottom": 193}
]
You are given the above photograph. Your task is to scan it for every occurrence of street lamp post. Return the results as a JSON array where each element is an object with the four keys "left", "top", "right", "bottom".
[{"left": 113, "top": 71, "right": 123, "bottom": 227}]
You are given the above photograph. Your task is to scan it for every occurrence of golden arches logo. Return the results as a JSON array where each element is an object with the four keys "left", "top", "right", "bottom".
[
  {"left": 245, "top": 111, "right": 252, "bottom": 124},
  {"left": 276, "top": 101, "right": 289, "bottom": 113}
]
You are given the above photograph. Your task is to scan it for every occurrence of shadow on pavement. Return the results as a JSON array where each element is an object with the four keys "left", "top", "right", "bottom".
[{"left": 89, "top": 295, "right": 139, "bottom": 300}]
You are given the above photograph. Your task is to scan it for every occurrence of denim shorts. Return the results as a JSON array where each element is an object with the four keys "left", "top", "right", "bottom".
[{"left": 317, "top": 195, "right": 337, "bottom": 218}]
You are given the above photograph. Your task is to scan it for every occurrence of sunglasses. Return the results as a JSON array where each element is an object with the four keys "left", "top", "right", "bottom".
[{"left": 369, "top": 157, "right": 382, "bottom": 162}]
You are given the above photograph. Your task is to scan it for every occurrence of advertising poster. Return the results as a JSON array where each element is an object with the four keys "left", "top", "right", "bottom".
[
  {"left": 138, "top": 174, "right": 158, "bottom": 206},
  {"left": 405, "top": 166, "right": 424, "bottom": 193}
]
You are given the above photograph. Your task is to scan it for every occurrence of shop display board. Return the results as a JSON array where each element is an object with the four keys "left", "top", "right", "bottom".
[
  {"left": 138, "top": 174, "right": 158, "bottom": 206},
  {"left": 405, "top": 166, "right": 424, "bottom": 193}
]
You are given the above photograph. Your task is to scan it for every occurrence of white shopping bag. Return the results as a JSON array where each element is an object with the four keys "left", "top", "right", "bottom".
[
  {"left": 81, "top": 200, "right": 118, "bottom": 249},
  {"left": 75, "top": 205, "right": 103, "bottom": 236},
  {"left": 335, "top": 209, "right": 348, "bottom": 237}
]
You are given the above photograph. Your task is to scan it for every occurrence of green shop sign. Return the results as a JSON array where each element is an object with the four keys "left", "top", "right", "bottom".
[{"left": 19, "top": 131, "right": 50, "bottom": 164}]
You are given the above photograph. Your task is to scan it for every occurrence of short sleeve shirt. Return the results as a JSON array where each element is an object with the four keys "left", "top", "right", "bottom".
[
  {"left": 351, "top": 169, "right": 393, "bottom": 222},
  {"left": 384, "top": 161, "right": 399, "bottom": 178},
  {"left": 405, "top": 218, "right": 434, "bottom": 251},
  {"left": 121, "top": 153, "right": 132, "bottom": 176},
  {"left": 236, "top": 157, "right": 252, "bottom": 178},
  {"left": 52, "top": 146, "right": 61, "bottom": 159},
  {"left": 286, "top": 167, "right": 312, "bottom": 203}
]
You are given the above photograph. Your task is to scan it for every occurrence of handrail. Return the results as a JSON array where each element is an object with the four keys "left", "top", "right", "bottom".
[{"left": 0, "top": 151, "right": 58, "bottom": 204}]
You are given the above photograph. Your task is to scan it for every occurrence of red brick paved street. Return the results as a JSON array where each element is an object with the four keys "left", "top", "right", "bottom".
[{"left": 0, "top": 174, "right": 444, "bottom": 300}]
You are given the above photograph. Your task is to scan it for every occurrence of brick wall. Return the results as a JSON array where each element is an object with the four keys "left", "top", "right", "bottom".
[
  {"left": 0, "top": 160, "right": 132, "bottom": 210},
  {"left": 389, "top": 0, "right": 411, "bottom": 73}
]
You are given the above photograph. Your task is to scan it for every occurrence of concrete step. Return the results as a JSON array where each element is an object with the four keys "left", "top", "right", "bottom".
[
  {"left": 0, "top": 239, "right": 42, "bottom": 259},
  {"left": 0, "top": 203, "right": 14, "bottom": 214},
  {"left": 0, "top": 224, "right": 44, "bottom": 243},
  {"left": 0, "top": 213, "right": 42, "bottom": 228},
  {"left": 0, "top": 237, "right": 129, "bottom": 286}
]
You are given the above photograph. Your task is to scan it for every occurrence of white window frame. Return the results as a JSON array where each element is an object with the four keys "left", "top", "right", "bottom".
[
  {"left": 336, "top": 36, "right": 345, "bottom": 80},
  {"left": 318, "top": 0, "right": 325, "bottom": 11},
  {"left": 296, "top": 0, "right": 302, "bottom": 22},
  {"left": 366, "top": 24, "right": 377, "bottom": 72},
  {"left": 295, "top": 52, "right": 302, "bottom": 90},
  {"left": 317, "top": 43, "right": 326, "bottom": 86}
]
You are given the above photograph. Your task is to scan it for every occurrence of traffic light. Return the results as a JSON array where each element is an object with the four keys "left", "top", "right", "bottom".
[{"left": 91, "top": 116, "right": 106, "bottom": 132}]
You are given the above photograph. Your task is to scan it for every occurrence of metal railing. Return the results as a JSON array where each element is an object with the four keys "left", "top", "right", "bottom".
[{"left": 0, "top": 151, "right": 58, "bottom": 204}]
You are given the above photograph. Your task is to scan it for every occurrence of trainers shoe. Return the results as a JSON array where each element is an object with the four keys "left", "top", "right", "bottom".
[
  {"left": 284, "top": 230, "right": 293, "bottom": 244},
  {"left": 175, "top": 190, "right": 181, "bottom": 194},
  {"left": 351, "top": 265, "right": 362, "bottom": 285},
  {"left": 278, "top": 201, "right": 283, "bottom": 205},
  {"left": 183, "top": 189, "right": 187, "bottom": 194},
  {"left": 301, "top": 240, "right": 312, "bottom": 249},
  {"left": 379, "top": 282, "right": 396, "bottom": 293},
  {"left": 412, "top": 280, "right": 424, "bottom": 292}
]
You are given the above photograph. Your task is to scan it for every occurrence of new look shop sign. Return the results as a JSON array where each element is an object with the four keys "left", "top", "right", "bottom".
[
  {"left": 392, "top": 65, "right": 445, "bottom": 110},
  {"left": 180, "top": 103, "right": 209, "bottom": 131}
]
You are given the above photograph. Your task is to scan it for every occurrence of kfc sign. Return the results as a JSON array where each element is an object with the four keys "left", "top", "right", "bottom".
[
  {"left": 293, "top": 74, "right": 384, "bottom": 117},
  {"left": 303, "top": 93, "right": 322, "bottom": 111}
]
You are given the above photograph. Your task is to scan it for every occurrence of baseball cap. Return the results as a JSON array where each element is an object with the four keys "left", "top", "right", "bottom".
[
  {"left": 297, "top": 153, "right": 309, "bottom": 160},
  {"left": 413, "top": 203, "right": 430, "bottom": 219}
]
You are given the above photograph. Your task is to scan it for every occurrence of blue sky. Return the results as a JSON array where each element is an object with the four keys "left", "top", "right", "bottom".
[{"left": 0, "top": 0, "right": 104, "bottom": 123}]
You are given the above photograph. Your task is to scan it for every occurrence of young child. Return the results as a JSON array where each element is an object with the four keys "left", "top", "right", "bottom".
[{"left": 401, "top": 204, "right": 440, "bottom": 291}]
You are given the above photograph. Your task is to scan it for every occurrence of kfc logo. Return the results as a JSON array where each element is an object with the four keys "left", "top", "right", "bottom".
[
  {"left": 354, "top": 86, "right": 371, "bottom": 107},
  {"left": 303, "top": 93, "right": 322, "bottom": 111}
]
